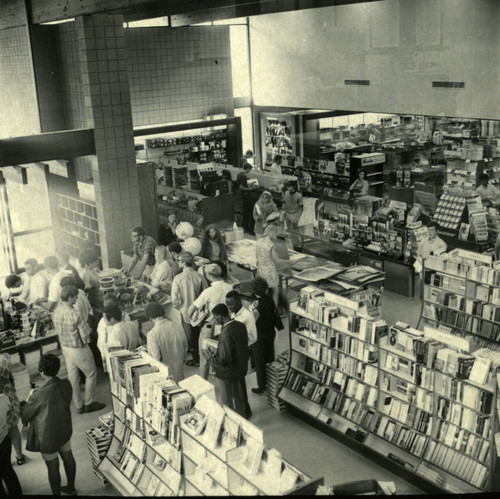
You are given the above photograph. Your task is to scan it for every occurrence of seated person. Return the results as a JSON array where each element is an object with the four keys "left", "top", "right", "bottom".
[
  {"left": 475, "top": 173, "right": 500, "bottom": 207},
  {"left": 103, "top": 305, "right": 141, "bottom": 352}
]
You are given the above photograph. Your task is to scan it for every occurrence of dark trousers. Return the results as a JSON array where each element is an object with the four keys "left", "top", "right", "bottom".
[
  {"left": 216, "top": 377, "right": 245, "bottom": 418},
  {"left": 253, "top": 338, "right": 275, "bottom": 390},
  {"left": 240, "top": 346, "right": 253, "bottom": 418},
  {"left": 0, "top": 436, "right": 22, "bottom": 496},
  {"left": 182, "top": 318, "right": 200, "bottom": 363},
  {"left": 241, "top": 192, "right": 255, "bottom": 234}
]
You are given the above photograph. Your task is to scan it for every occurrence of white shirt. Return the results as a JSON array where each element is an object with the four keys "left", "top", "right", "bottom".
[
  {"left": 232, "top": 305, "right": 257, "bottom": 346},
  {"left": 75, "top": 289, "right": 92, "bottom": 323},
  {"left": 18, "top": 273, "right": 31, "bottom": 303},
  {"left": 475, "top": 184, "right": 500, "bottom": 204},
  {"left": 269, "top": 163, "right": 282, "bottom": 176},
  {"left": 193, "top": 280, "right": 234, "bottom": 321},
  {"left": 150, "top": 260, "right": 171, "bottom": 289},
  {"left": 29, "top": 271, "right": 49, "bottom": 304},
  {"left": 97, "top": 311, "right": 131, "bottom": 358},
  {"left": 48, "top": 269, "right": 73, "bottom": 303},
  {"left": 108, "top": 321, "right": 141, "bottom": 351},
  {"left": 418, "top": 236, "right": 447, "bottom": 261}
]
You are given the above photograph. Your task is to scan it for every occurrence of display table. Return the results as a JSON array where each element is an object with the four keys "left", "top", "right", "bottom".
[
  {"left": 288, "top": 224, "right": 415, "bottom": 297},
  {"left": 0, "top": 330, "right": 59, "bottom": 356}
]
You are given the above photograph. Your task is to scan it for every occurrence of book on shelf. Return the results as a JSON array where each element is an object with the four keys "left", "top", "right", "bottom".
[
  {"left": 279, "top": 465, "right": 300, "bottom": 493},
  {"left": 242, "top": 440, "right": 264, "bottom": 476},
  {"left": 182, "top": 395, "right": 212, "bottom": 436}
]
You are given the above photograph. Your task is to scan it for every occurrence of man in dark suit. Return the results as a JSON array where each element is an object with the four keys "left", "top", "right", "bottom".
[{"left": 210, "top": 304, "right": 249, "bottom": 418}]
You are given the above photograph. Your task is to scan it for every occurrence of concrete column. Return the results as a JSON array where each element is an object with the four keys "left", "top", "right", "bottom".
[{"left": 76, "top": 14, "right": 141, "bottom": 268}]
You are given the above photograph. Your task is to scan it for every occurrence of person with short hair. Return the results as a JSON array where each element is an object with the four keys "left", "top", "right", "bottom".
[
  {"left": 158, "top": 213, "right": 178, "bottom": 247},
  {"left": 96, "top": 295, "right": 131, "bottom": 371},
  {"left": 4, "top": 274, "right": 23, "bottom": 300},
  {"left": 52, "top": 285, "right": 105, "bottom": 414},
  {"left": 167, "top": 241, "right": 183, "bottom": 279},
  {"left": 281, "top": 180, "right": 303, "bottom": 230},
  {"left": 237, "top": 163, "right": 256, "bottom": 233},
  {"left": 59, "top": 276, "right": 92, "bottom": 324},
  {"left": 475, "top": 173, "right": 500, "bottom": 207},
  {"left": 125, "top": 226, "right": 157, "bottom": 279},
  {"left": 209, "top": 304, "right": 249, "bottom": 418},
  {"left": 77, "top": 248, "right": 102, "bottom": 309},
  {"left": 148, "top": 245, "right": 172, "bottom": 291},
  {"left": 226, "top": 290, "right": 257, "bottom": 419},
  {"left": 26, "top": 258, "right": 50, "bottom": 305},
  {"left": 36, "top": 256, "right": 62, "bottom": 310},
  {"left": 103, "top": 305, "right": 141, "bottom": 352},
  {"left": 188, "top": 264, "right": 235, "bottom": 373},
  {"left": 46, "top": 255, "right": 75, "bottom": 311},
  {"left": 250, "top": 277, "right": 279, "bottom": 394},
  {"left": 417, "top": 221, "right": 447, "bottom": 264},
  {"left": 21, "top": 353, "right": 76, "bottom": 496},
  {"left": 145, "top": 303, "right": 187, "bottom": 382},
  {"left": 238, "top": 149, "right": 254, "bottom": 169},
  {"left": 56, "top": 247, "right": 84, "bottom": 290},
  {"left": 269, "top": 154, "right": 283, "bottom": 176},
  {"left": 171, "top": 252, "right": 206, "bottom": 362}
]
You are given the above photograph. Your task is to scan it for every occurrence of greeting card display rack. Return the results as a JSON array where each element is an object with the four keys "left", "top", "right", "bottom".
[
  {"left": 97, "top": 348, "right": 321, "bottom": 496},
  {"left": 279, "top": 284, "right": 500, "bottom": 494}
]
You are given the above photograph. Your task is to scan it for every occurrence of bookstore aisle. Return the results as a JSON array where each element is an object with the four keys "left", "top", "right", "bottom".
[{"left": 12, "top": 285, "right": 423, "bottom": 496}]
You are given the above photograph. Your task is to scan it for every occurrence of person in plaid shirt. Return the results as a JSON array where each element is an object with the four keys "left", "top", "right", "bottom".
[
  {"left": 52, "top": 285, "right": 105, "bottom": 414},
  {"left": 125, "top": 226, "right": 157, "bottom": 279}
]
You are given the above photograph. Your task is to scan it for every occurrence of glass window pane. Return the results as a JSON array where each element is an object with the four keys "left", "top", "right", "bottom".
[
  {"left": 230, "top": 25, "right": 251, "bottom": 99},
  {"left": 14, "top": 231, "right": 55, "bottom": 269},
  {"left": 234, "top": 107, "right": 254, "bottom": 162},
  {"left": 4, "top": 165, "right": 52, "bottom": 233}
]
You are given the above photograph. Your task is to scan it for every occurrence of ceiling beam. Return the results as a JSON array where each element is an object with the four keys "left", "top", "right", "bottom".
[
  {"left": 0, "top": 129, "right": 95, "bottom": 167},
  {"left": 29, "top": 0, "right": 381, "bottom": 25}
]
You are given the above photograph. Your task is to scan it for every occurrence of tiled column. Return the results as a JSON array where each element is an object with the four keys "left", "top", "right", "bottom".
[{"left": 76, "top": 14, "right": 141, "bottom": 268}]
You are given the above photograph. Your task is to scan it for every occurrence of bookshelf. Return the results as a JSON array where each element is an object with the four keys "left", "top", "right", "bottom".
[
  {"left": 420, "top": 252, "right": 500, "bottom": 351},
  {"left": 98, "top": 348, "right": 319, "bottom": 496},
  {"left": 279, "top": 284, "right": 500, "bottom": 493}
]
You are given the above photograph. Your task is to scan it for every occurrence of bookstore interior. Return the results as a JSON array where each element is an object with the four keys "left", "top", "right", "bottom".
[{"left": 1, "top": 0, "right": 500, "bottom": 497}]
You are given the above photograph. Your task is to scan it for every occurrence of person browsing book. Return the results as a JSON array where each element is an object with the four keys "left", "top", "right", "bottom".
[
  {"left": 188, "top": 264, "right": 234, "bottom": 374},
  {"left": 21, "top": 354, "right": 76, "bottom": 496},
  {"left": 226, "top": 290, "right": 257, "bottom": 420},
  {"left": 145, "top": 303, "right": 187, "bottom": 382},
  {"left": 249, "top": 277, "right": 280, "bottom": 395},
  {"left": 171, "top": 252, "right": 206, "bottom": 365},
  {"left": 103, "top": 305, "right": 141, "bottom": 352},
  {"left": 210, "top": 304, "right": 249, "bottom": 418},
  {"left": 148, "top": 245, "right": 172, "bottom": 292}
]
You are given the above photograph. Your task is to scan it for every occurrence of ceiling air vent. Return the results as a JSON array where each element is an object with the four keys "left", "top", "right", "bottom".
[
  {"left": 344, "top": 80, "right": 370, "bottom": 86},
  {"left": 432, "top": 81, "right": 465, "bottom": 88}
]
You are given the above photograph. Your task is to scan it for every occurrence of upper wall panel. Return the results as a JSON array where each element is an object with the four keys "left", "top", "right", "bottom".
[{"left": 249, "top": 0, "right": 500, "bottom": 119}]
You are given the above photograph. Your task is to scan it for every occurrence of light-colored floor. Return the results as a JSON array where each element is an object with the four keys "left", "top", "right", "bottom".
[{"left": 11, "top": 284, "right": 425, "bottom": 496}]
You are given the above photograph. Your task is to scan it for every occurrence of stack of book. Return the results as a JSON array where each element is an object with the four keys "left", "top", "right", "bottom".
[
  {"left": 9, "top": 357, "right": 30, "bottom": 402},
  {"left": 86, "top": 425, "right": 112, "bottom": 485},
  {"left": 266, "top": 360, "right": 288, "bottom": 412}
]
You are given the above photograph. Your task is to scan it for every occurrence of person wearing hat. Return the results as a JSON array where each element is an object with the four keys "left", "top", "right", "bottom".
[{"left": 253, "top": 191, "right": 278, "bottom": 239}]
